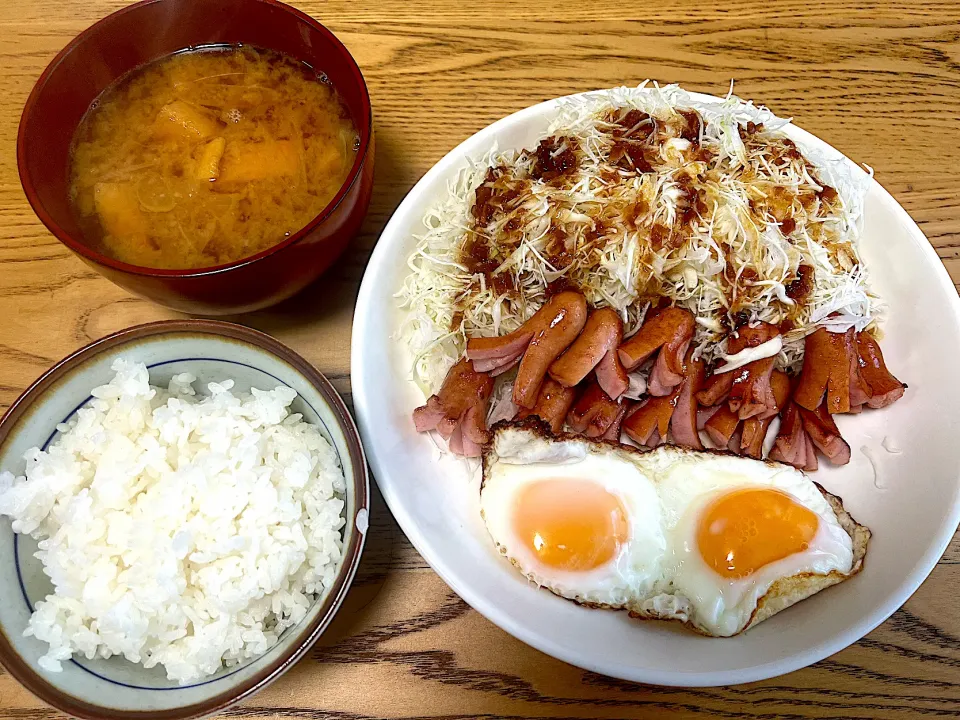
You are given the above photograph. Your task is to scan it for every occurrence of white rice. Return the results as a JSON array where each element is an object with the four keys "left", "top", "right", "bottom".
[{"left": 0, "top": 359, "right": 346, "bottom": 684}]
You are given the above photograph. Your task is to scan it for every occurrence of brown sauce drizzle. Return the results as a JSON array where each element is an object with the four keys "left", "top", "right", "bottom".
[
  {"left": 678, "top": 110, "right": 702, "bottom": 142},
  {"left": 461, "top": 235, "right": 517, "bottom": 298},
  {"left": 599, "top": 167, "right": 621, "bottom": 184},
  {"left": 692, "top": 144, "right": 716, "bottom": 164},
  {"left": 737, "top": 121, "right": 764, "bottom": 142},
  {"left": 730, "top": 310, "right": 751, "bottom": 330},
  {"left": 491, "top": 272, "right": 516, "bottom": 295},
  {"left": 767, "top": 186, "right": 794, "bottom": 222},
  {"left": 472, "top": 169, "right": 527, "bottom": 226},
  {"left": 472, "top": 168, "right": 501, "bottom": 224},
  {"left": 531, "top": 137, "right": 579, "bottom": 181},
  {"left": 780, "top": 138, "right": 803, "bottom": 161},
  {"left": 609, "top": 141, "right": 654, "bottom": 173},
  {"left": 650, "top": 223, "right": 670, "bottom": 250},
  {"left": 694, "top": 190, "right": 710, "bottom": 216},
  {"left": 545, "top": 276, "right": 579, "bottom": 297},
  {"left": 545, "top": 238, "right": 574, "bottom": 271},
  {"left": 461, "top": 235, "right": 499, "bottom": 275},
  {"left": 808, "top": 170, "right": 839, "bottom": 204},
  {"left": 622, "top": 199, "right": 649, "bottom": 229},
  {"left": 786, "top": 264, "right": 815, "bottom": 303},
  {"left": 798, "top": 192, "right": 817, "bottom": 210},
  {"left": 608, "top": 109, "right": 654, "bottom": 139}
]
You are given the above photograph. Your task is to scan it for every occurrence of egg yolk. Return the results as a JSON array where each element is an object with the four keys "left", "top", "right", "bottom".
[
  {"left": 512, "top": 479, "right": 628, "bottom": 572},
  {"left": 697, "top": 488, "right": 819, "bottom": 578}
]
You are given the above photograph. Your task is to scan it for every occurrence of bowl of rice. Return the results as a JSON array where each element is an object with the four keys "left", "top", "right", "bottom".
[{"left": 0, "top": 320, "right": 369, "bottom": 719}]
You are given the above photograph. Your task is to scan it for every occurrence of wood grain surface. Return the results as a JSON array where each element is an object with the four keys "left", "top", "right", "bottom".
[{"left": 1, "top": 0, "right": 959, "bottom": 717}]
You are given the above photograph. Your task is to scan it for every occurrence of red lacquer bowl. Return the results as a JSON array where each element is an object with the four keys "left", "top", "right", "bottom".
[{"left": 17, "top": 0, "right": 374, "bottom": 315}]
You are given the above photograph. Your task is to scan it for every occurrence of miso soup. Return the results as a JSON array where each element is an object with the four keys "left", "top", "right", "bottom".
[{"left": 68, "top": 45, "right": 359, "bottom": 269}]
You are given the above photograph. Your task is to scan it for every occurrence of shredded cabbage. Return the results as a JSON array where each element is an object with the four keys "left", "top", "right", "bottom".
[{"left": 397, "top": 84, "right": 879, "bottom": 395}]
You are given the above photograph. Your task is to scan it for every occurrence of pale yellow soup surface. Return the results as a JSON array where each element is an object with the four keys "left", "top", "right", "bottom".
[{"left": 68, "top": 45, "right": 358, "bottom": 270}]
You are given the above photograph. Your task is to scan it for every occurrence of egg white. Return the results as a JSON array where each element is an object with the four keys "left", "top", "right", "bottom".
[{"left": 481, "top": 450, "right": 665, "bottom": 608}]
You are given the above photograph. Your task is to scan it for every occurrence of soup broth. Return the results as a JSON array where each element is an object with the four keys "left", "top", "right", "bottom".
[{"left": 68, "top": 45, "right": 358, "bottom": 269}]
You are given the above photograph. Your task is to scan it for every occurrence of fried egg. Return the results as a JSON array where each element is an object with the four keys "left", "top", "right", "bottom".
[
  {"left": 481, "top": 439, "right": 664, "bottom": 608},
  {"left": 481, "top": 422, "right": 869, "bottom": 636},
  {"left": 634, "top": 448, "right": 859, "bottom": 635}
]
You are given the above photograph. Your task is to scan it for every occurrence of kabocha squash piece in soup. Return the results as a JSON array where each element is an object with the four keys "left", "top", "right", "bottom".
[
  {"left": 196, "top": 137, "right": 226, "bottom": 181},
  {"left": 68, "top": 45, "right": 358, "bottom": 270},
  {"left": 93, "top": 183, "right": 148, "bottom": 239},
  {"left": 153, "top": 100, "right": 222, "bottom": 141},
  {"left": 216, "top": 140, "right": 300, "bottom": 187}
]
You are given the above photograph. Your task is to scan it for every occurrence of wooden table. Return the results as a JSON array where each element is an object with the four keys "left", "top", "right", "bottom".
[{"left": 2, "top": 0, "right": 959, "bottom": 717}]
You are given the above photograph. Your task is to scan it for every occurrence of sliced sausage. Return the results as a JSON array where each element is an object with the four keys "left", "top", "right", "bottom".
[
  {"left": 740, "top": 370, "right": 790, "bottom": 458},
  {"left": 848, "top": 338, "right": 871, "bottom": 410},
  {"left": 647, "top": 345, "right": 687, "bottom": 397},
  {"left": 617, "top": 307, "right": 695, "bottom": 373},
  {"left": 412, "top": 358, "right": 494, "bottom": 456},
  {"left": 594, "top": 347, "right": 630, "bottom": 400},
  {"left": 794, "top": 326, "right": 855, "bottom": 414},
  {"left": 567, "top": 381, "right": 624, "bottom": 438},
  {"left": 726, "top": 321, "right": 780, "bottom": 354},
  {"left": 856, "top": 331, "right": 905, "bottom": 409},
  {"left": 413, "top": 395, "right": 446, "bottom": 434},
  {"left": 770, "top": 400, "right": 818, "bottom": 472},
  {"left": 697, "top": 405, "right": 719, "bottom": 430},
  {"left": 622, "top": 387, "right": 680, "bottom": 447},
  {"left": 704, "top": 404, "right": 740, "bottom": 449},
  {"left": 798, "top": 403, "right": 852, "bottom": 465},
  {"left": 466, "top": 331, "right": 532, "bottom": 364},
  {"left": 584, "top": 396, "right": 626, "bottom": 439},
  {"left": 517, "top": 377, "right": 577, "bottom": 434},
  {"left": 472, "top": 353, "right": 523, "bottom": 376},
  {"left": 802, "top": 430, "right": 819, "bottom": 472},
  {"left": 601, "top": 402, "right": 629, "bottom": 442},
  {"left": 670, "top": 351, "right": 704, "bottom": 449},
  {"left": 413, "top": 359, "right": 492, "bottom": 432},
  {"left": 727, "top": 356, "right": 777, "bottom": 420},
  {"left": 696, "top": 370, "right": 734, "bottom": 406},
  {"left": 549, "top": 308, "right": 627, "bottom": 399},
  {"left": 512, "top": 292, "right": 589, "bottom": 408}
]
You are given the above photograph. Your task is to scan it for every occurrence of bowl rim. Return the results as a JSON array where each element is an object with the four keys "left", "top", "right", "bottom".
[
  {"left": 0, "top": 319, "right": 370, "bottom": 719},
  {"left": 16, "top": 0, "right": 373, "bottom": 279}
]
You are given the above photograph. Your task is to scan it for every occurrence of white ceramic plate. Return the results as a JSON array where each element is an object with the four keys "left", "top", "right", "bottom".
[{"left": 351, "top": 89, "right": 960, "bottom": 686}]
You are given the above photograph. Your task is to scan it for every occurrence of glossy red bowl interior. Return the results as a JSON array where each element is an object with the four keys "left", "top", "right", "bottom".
[{"left": 18, "top": 0, "right": 374, "bottom": 315}]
